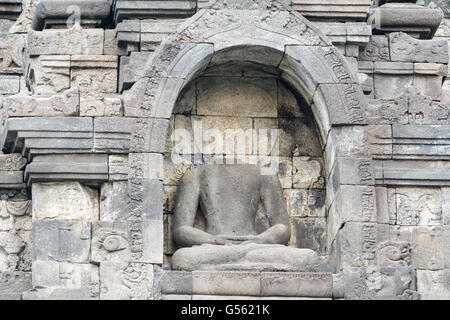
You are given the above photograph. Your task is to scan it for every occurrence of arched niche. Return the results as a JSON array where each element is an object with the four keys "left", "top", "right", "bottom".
[
  {"left": 122, "top": 1, "right": 368, "bottom": 270},
  {"left": 162, "top": 60, "right": 327, "bottom": 262}
]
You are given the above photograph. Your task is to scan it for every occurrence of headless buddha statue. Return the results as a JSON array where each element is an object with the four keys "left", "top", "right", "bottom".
[{"left": 172, "top": 164, "right": 320, "bottom": 271}]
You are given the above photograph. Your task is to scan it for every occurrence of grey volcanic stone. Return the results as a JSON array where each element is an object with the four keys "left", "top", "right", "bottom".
[
  {"left": 32, "top": 220, "right": 91, "bottom": 263},
  {"left": 171, "top": 164, "right": 321, "bottom": 271},
  {"left": 260, "top": 272, "right": 332, "bottom": 298}
]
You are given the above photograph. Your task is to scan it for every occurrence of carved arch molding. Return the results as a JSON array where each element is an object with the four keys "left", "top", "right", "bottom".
[{"left": 122, "top": 0, "right": 370, "bottom": 265}]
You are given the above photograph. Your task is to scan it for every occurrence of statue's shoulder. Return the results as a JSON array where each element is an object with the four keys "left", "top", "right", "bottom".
[{"left": 180, "top": 166, "right": 203, "bottom": 183}]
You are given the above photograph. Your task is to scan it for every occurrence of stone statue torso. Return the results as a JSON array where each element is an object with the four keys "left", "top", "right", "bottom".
[{"left": 197, "top": 165, "right": 262, "bottom": 237}]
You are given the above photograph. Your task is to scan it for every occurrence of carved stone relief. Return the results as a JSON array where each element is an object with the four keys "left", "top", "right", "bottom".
[
  {"left": 32, "top": 182, "right": 99, "bottom": 221},
  {"left": 0, "top": 200, "right": 31, "bottom": 272},
  {"left": 391, "top": 188, "right": 442, "bottom": 226}
]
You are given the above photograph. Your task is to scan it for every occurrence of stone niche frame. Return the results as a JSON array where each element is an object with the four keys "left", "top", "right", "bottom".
[{"left": 121, "top": 0, "right": 379, "bottom": 299}]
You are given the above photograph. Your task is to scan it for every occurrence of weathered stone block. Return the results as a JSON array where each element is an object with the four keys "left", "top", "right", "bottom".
[
  {"left": 260, "top": 272, "right": 332, "bottom": 297},
  {"left": 141, "top": 19, "right": 186, "bottom": 51},
  {"left": 71, "top": 55, "right": 118, "bottom": 93},
  {"left": 2, "top": 117, "right": 94, "bottom": 156},
  {"left": 417, "top": 270, "right": 450, "bottom": 300},
  {"left": 32, "top": 182, "right": 99, "bottom": 221},
  {"left": 80, "top": 91, "right": 122, "bottom": 117},
  {"left": 129, "top": 153, "right": 163, "bottom": 181},
  {"left": 278, "top": 118, "right": 323, "bottom": 158},
  {"left": 95, "top": 117, "right": 169, "bottom": 154},
  {"left": 25, "top": 154, "right": 108, "bottom": 185},
  {"left": 283, "top": 45, "right": 358, "bottom": 86},
  {"left": 196, "top": 77, "right": 277, "bottom": 118},
  {"left": 192, "top": 271, "right": 260, "bottom": 296},
  {"left": 315, "top": 83, "right": 367, "bottom": 126},
  {"left": 123, "top": 77, "right": 186, "bottom": 118},
  {"left": 284, "top": 189, "right": 326, "bottom": 217},
  {"left": 359, "top": 35, "right": 390, "bottom": 61},
  {"left": 392, "top": 125, "right": 450, "bottom": 158},
  {"left": 156, "top": 269, "right": 193, "bottom": 295},
  {"left": 413, "top": 74, "right": 444, "bottom": 101},
  {"left": 0, "top": 33, "right": 25, "bottom": 74},
  {"left": 0, "top": 271, "right": 31, "bottom": 299},
  {"left": 93, "top": 117, "right": 133, "bottom": 153},
  {"left": 278, "top": 80, "right": 305, "bottom": 118},
  {"left": 92, "top": 220, "right": 163, "bottom": 264},
  {"left": 27, "top": 55, "right": 70, "bottom": 95},
  {"left": 108, "top": 155, "right": 129, "bottom": 181},
  {"left": 292, "top": 157, "right": 324, "bottom": 189},
  {"left": 291, "top": 217, "right": 327, "bottom": 254},
  {"left": 292, "top": 0, "right": 372, "bottom": 21},
  {"left": 32, "top": 220, "right": 91, "bottom": 263},
  {"left": 113, "top": 0, "right": 196, "bottom": 22},
  {"left": 344, "top": 267, "right": 418, "bottom": 300},
  {"left": 200, "top": 116, "right": 253, "bottom": 155},
  {"left": 0, "top": 200, "right": 31, "bottom": 271},
  {"left": 3, "top": 88, "right": 79, "bottom": 120},
  {"left": 379, "top": 160, "right": 450, "bottom": 186},
  {"left": 119, "top": 52, "right": 153, "bottom": 92},
  {"left": 130, "top": 118, "right": 169, "bottom": 154},
  {"left": 412, "top": 227, "right": 445, "bottom": 270},
  {"left": 340, "top": 222, "right": 389, "bottom": 267},
  {"left": 0, "top": 154, "right": 26, "bottom": 171},
  {"left": 390, "top": 32, "right": 448, "bottom": 64},
  {"left": 128, "top": 179, "right": 163, "bottom": 221},
  {"left": 390, "top": 188, "right": 442, "bottom": 226},
  {"left": 366, "top": 98, "right": 409, "bottom": 125},
  {"left": 0, "top": 75, "right": 20, "bottom": 95},
  {"left": 100, "top": 262, "right": 154, "bottom": 300},
  {"left": 336, "top": 185, "right": 378, "bottom": 223},
  {"left": 28, "top": 26, "right": 104, "bottom": 55},
  {"left": 100, "top": 182, "right": 128, "bottom": 221},
  {"left": 145, "top": 43, "right": 213, "bottom": 79},
  {"left": 332, "top": 157, "right": 375, "bottom": 186},
  {"left": 103, "top": 20, "right": 140, "bottom": 56},
  {"left": 373, "top": 74, "right": 414, "bottom": 100},
  {"left": 32, "top": 261, "right": 98, "bottom": 293},
  {"left": 0, "top": 171, "right": 23, "bottom": 188}
]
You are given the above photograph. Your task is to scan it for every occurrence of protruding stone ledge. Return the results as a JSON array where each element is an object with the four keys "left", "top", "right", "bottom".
[
  {"left": 31, "top": 0, "right": 111, "bottom": 31},
  {"left": 0, "top": 0, "right": 22, "bottom": 20},
  {"left": 112, "top": 0, "right": 197, "bottom": 23},
  {"left": 157, "top": 270, "right": 334, "bottom": 298},
  {"left": 374, "top": 160, "right": 450, "bottom": 187},
  {"left": 25, "top": 154, "right": 109, "bottom": 186},
  {"left": 1, "top": 117, "right": 93, "bottom": 159},
  {"left": 292, "top": 0, "right": 372, "bottom": 21},
  {"left": 369, "top": 4, "right": 443, "bottom": 39},
  {"left": 0, "top": 171, "right": 24, "bottom": 189}
]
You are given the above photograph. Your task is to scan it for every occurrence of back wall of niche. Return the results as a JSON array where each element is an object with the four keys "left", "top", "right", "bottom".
[{"left": 162, "top": 63, "right": 327, "bottom": 265}]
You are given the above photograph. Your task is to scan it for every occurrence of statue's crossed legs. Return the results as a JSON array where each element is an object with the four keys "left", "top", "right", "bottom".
[{"left": 172, "top": 243, "right": 320, "bottom": 271}]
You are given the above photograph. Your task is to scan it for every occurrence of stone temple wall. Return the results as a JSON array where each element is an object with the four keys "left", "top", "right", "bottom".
[{"left": 0, "top": 0, "right": 449, "bottom": 300}]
